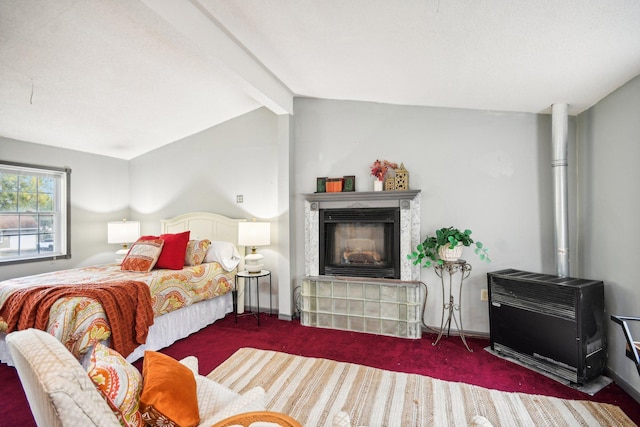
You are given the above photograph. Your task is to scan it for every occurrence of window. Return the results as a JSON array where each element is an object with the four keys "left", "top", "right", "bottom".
[{"left": 0, "top": 161, "right": 71, "bottom": 264}]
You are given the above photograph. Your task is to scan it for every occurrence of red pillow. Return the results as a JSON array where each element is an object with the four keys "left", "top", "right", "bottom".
[{"left": 140, "top": 231, "right": 190, "bottom": 270}]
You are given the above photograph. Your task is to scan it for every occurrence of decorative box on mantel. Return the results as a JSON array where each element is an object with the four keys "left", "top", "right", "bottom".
[{"left": 304, "top": 190, "right": 421, "bottom": 282}]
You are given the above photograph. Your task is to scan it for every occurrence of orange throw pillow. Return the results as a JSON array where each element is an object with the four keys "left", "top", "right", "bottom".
[
  {"left": 139, "top": 351, "right": 200, "bottom": 427},
  {"left": 121, "top": 239, "right": 164, "bottom": 272}
]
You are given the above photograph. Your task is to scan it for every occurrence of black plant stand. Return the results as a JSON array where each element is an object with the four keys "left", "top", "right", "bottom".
[{"left": 433, "top": 260, "right": 472, "bottom": 352}]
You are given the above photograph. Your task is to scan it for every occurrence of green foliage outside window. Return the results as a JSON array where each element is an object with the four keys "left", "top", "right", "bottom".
[{"left": 0, "top": 162, "right": 70, "bottom": 263}]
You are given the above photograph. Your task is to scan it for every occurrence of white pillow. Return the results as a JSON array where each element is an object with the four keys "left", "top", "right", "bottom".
[
  {"left": 470, "top": 415, "right": 495, "bottom": 427},
  {"left": 178, "top": 356, "right": 241, "bottom": 422},
  {"left": 333, "top": 411, "right": 352, "bottom": 427},
  {"left": 179, "top": 356, "right": 199, "bottom": 375},
  {"left": 195, "top": 375, "right": 240, "bottom": 421},
  {"left": 201, "top": 386, "right": 266, "bottom": 425},
  {"left": 204, "top": 240, "right": 241, "bottom": 271}
]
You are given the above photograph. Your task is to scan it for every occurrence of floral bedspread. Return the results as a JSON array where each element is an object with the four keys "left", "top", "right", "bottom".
[{"left": 0, "top": 263, "right": 233, "bottom": 358}]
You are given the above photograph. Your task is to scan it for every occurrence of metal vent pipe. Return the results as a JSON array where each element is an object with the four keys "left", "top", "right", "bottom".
[{"left": 552, "top": 103, "right": 570, "bottom": 277}]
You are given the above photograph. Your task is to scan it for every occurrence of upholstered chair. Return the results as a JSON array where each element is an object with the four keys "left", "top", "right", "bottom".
[
  {"left": 7, "top": 328, "right": 266, "bottom": 427},
  {"left": 7, "top": 328, "right": 121, "bottom": 426}
]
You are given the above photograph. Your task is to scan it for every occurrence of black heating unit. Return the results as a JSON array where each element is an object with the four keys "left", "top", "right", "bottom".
[{"left": 488, "top": 268, "right": 606, "bottom": 385}]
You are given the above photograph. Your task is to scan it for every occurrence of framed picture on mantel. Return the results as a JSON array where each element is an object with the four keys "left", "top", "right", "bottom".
[
  {"left": 343, "top": 175, "right": 356, "bottom": 192},
  {"left": 316, "top": 177, "right": 327, "bottom": 193}
]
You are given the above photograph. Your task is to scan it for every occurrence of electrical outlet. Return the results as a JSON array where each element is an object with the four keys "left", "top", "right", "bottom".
[
  {"left": 236, "top": 195, "right": 243, "bottom": 203},
  {"left": 480, "top": 289, "right": 489, "bottom": 301}
]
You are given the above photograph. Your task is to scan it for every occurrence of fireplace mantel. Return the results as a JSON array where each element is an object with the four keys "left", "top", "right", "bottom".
[
  {"left": 306, "top": 190, "right": 421, "bottom": 203},
  {"left": 304, "top": 190, "right": 421, "bottom": 281}
]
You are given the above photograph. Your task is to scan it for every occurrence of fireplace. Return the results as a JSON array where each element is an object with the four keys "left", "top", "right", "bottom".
[
  {"left": 304, "top": 190, "right": 421, "bottom": 282},
  {"left": 320, "top": 207, "right": 400, "bottom": 278}
]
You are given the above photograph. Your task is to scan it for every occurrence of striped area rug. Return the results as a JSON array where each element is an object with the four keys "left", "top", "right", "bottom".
[{"left": 207, "top": 348, "right": 635, "bottom": 427}]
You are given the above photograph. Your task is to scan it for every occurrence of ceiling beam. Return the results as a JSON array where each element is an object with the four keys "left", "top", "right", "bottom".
[{"left": 140, "top": 0, "right": 293, "bottom": 115}]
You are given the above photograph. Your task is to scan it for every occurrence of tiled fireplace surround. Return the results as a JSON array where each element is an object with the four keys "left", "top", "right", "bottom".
[{"left": 304, "top": 190, "right": 422, "bottom": 282}]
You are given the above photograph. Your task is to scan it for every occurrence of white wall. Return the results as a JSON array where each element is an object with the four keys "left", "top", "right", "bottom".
[
  {"left": 0, "top": 137, "right": 130, "bottom": 281},
  {"left": 577, "top": 74, "right": 640, "bottom": 397},
  {"left": 128, "top": 107, "right": 278, "bottom": 224},
  {"left": 292, "top": 98, "right": 575, "bottom": 332},
  {"left": 128, "top": 107, "right": 289, "bottom": 314}
]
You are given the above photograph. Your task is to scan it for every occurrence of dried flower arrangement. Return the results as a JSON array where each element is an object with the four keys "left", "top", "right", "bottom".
[{"left": 370, "top": 159, "right": 398, "bottom": 181}]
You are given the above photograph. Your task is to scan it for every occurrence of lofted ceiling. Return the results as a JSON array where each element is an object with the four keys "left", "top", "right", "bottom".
[{"left": 1, "top": 0, "right": 639, "bottom": 160}]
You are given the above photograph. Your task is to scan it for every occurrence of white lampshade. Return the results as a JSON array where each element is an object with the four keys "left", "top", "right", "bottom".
[
  {"left": 238, "top": 221, "right": 271, "bottom": 247},
  {"left": 238, "top": 221, "right": 271, "bottom": 273},
  {"left": 107, "top": 220, "right": 140, "bottom": 263}
]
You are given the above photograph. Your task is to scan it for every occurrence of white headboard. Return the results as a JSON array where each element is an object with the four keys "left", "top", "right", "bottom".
[{"left": 160, "top": 212, "right": 246, "bottom": 267}]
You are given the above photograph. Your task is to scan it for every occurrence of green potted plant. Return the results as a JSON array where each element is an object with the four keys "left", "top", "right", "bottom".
[{"left": 408, "top": 226, "right": 490, "bottom": 268}]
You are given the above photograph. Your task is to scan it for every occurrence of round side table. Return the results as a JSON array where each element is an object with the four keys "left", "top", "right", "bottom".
[{"left": 234, "top": 270, "right": 272, "bottom": 325}]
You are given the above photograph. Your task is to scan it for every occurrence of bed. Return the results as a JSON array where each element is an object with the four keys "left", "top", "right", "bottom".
[{"left": 0, "top": 212, "right": 245, "bottom": 366}]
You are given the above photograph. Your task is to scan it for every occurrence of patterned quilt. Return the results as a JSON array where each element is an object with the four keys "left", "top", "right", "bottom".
[{"left": 0, "top": 263, "right": 233, "bottom": 358}]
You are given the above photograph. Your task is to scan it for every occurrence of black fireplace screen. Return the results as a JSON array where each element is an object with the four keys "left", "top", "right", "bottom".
[{"left": 320, "top": 207, "right": 400, "bottom": 279}]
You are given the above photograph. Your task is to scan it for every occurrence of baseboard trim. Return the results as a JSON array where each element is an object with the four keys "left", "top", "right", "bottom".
[
  {"left": 420, "top": 325, "right": 490, "bottom": 340},
  {"left": 606, "top": 367, "right": 640, "bottom": 403},
  {"left": 241, "top": 305, "right": 284, "bottom": 320}
]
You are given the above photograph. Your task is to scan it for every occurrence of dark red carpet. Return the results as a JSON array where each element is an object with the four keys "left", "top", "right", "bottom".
[{"left": 1, "top": 313, "right": 639, "bottom": 426}]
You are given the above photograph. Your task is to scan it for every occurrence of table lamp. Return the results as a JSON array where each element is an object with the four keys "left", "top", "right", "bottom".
[
  {"left": 107, "top": 219, "right": 140, "bottom": 263},
  {"left": 237, "top": 220, "right": 271, "bottom": 273}
]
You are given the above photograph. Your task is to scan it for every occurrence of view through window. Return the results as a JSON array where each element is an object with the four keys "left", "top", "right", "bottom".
[{"left": 0, "top": 161, "right": 70, "bottom": 264}]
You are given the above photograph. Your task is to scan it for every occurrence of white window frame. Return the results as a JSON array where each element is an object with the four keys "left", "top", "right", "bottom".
[{"left": 0, "top": 161, "right": 71, "bottom": 264}]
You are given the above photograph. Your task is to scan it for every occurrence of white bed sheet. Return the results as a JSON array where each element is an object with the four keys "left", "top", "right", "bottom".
[{"left": 126, "top": 291, "right": 233, "bottom": 362}]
